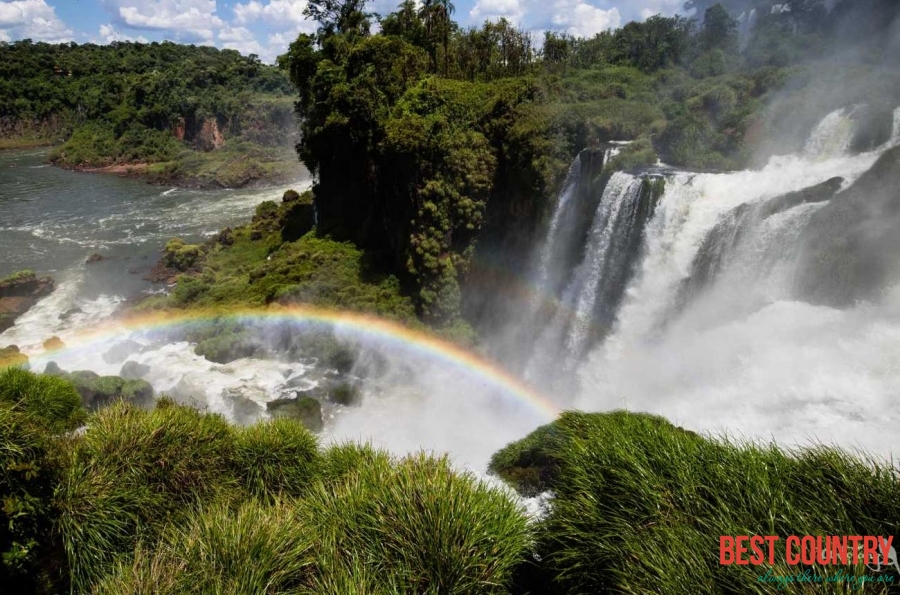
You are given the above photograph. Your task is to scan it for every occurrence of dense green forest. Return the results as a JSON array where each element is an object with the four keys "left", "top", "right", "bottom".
[
  {"left": 0, "top": 41, "right": 303, "bottom": 187},
  {"left": 281, "top": 0, "right": 900, "bottom": 328}
]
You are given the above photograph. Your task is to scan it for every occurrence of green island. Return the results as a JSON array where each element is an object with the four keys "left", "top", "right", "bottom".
[{"left": 3, "top": 0, "right": 900, "bottom": 592}]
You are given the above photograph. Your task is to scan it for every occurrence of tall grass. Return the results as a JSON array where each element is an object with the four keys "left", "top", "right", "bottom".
[
  {"left": 301, "top": 452, "right": 531, "bottom": 594},
  {"left": 0, "top": 367, "right": 86, "bottom": 433},
  {"left": 233, "top": 418, "right": 320, "bottom": 501},
  {"left": 55, "top": 399, "right": 241, "bottom": 591},
  {"left": 93, "top": 500, "right": 314, "bottom": 595},
  {"left": 492, "top": 411, "right": 900, "bottom": 594}
]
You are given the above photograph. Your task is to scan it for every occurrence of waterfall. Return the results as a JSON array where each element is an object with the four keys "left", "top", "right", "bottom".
[
  {"left": 525, "top": 172, "right": 656, "bottom": 385},
  {"left": 532, "top": 158, "right": 582, "bottom": 301},
  {"left": 802, "top": 107, "right": 858, "bottom": 160},
  {"left": 892, "top": 106, "right": 900, "bottom": 145}
]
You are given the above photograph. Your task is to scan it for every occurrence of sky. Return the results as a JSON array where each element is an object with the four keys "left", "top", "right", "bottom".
[{"left": 0, "top": 0, "right": 687, "bottom": 63}]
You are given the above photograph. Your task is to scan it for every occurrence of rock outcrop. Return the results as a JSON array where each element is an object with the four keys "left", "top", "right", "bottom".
[
  {"left": 0, "top": 270, "right": 54, "bottom": 333},
  {"left": 796, "top": 145, "right": 900, "bottom": 305}
]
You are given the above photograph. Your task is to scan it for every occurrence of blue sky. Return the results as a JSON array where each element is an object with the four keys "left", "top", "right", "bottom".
[{"left": 0, "top": 0, "right": 687, "bottom": 62}]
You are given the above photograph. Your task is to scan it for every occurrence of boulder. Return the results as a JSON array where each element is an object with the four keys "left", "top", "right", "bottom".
[
  {"left": 329, "top": 381, "right": 361, "bottom": 406},
  {"left": 43, "top": 336, "right": 65, "bottom": 351},
  {"left": 65, "top": 369, "right": 155, "bottom": 410},
  {"left": 266, "top": 395, "right": 323, "bottom": 432},
  {"left": 0, "top": 270, "right": 54, "bottom": 333},
  {"left": 102, "top": 340, "right": 143, "bottom": 364},
  {"left": 85, "top": 253, "right": 104, "bottom": 264},
  {"left": 0, "top": 345, "right": 28, "bottom": 368},
  {"left": 119, "top": 360, "right": 151, "bottom": 380}
]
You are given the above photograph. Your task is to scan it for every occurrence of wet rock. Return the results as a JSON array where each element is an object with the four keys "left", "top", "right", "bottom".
[
  {"left": 120, "top": 360, "right": 151, "bottom": 380},
  {"left": 266, "top": 395, "right": 323, "bottom": 432},
  {"left": 224, "top": 389, "right": 264, "bottom": 425},
  {"left": 103, "top": 340, "right": 143, "bottom": 364},
  {"left": 0, "top": 270, "right": 54, "bottom": 333},
  {"left": 756, "top": 176, "right": 844, "bottom": 219},
  {"left": 0, "top": 345, "right": 28, "bottom": 368},
  {"left": 59, "top": 306, "right": 83, "bottom": 320},
  {"left": 796, "top": 145, "right": 900, "bottom": 305},
  {"left": 85, "top": 253, "right": 104, "bottom": 264},
  {"left": 62, "top": 369, "right": 155, "bottom": 410},
  {"left": 282, "top": 189, "right": 301, "bottom": 203},
  {"left": 329, "top": 381, "right": 361, "bottom": 406},
  {"left": 194, "top": 332, "right": 260, "bottom": 364},
  {"left": 43, "top": 336, "right": 65, "bottom": 351},
  {"left": 849, "top": 104, "right": 895, "bottom": 154}
]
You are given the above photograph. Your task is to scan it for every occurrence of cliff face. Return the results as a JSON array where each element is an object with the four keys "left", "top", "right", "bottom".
[
  {"left": 0, "top": 271, "right": 54, "bottom": 334},
  {"left": 796, "top": 144, "right": 900, "bottom": 306}
]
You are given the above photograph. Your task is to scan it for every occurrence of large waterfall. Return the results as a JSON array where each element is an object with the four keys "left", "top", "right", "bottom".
[{"left": 524, "top": 106, "right": 900, "bottom": 455}]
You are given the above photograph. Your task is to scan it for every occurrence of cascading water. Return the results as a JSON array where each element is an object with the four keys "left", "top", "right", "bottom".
[
  {"left": 802, "top": 107, "right": 860, "bottom": 160},
  {"left": 524, "top": 171, "right": 659, "bottom": 388}
]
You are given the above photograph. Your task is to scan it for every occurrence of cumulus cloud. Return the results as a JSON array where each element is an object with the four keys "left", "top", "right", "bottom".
[
  {"left": 97, "top": 23, "right": 149, "bottom": 43},
  {"left": 230, "top": 0, "right": 318, "bottom": 61},
  {"left": 469, "top": 0, "right": 524, "bottom": 24},
  {"left": 218, "top": 24, "right": 267, "bottom": 56},
  {"left": 233, "top": 0, "right": 313, "bottom": 29},
  {"left": 544, "top": 0, "right": 620, "bottom": 37},
  {"left": 636, "top": 0, "right": 684, "bottom": 21},
  {"left": 0, "top": 0, "right": 72, "bottom": 42},
  {"left": 99, "top": 0, "right": 224, "bottom": 41}
]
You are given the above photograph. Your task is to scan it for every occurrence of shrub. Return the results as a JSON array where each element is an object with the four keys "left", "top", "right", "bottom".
[{"left": 0, "top": 406, "right": 69, "bottom": 592}]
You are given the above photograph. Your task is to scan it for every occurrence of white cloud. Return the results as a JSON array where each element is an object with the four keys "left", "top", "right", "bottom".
[
  {"left": 99, "top": 0, "right": 224, "bottom": 41},
  {"left": 548, "top": 0, "right": 620, "bottom": 37},
  {"left": 218, "top": 24, "right": 267, "bottom": 55},
  {"left": 469, "top": 0, "right": 524, "bottom": 24},
  {"left": 230, "top": 0, "right": 318, "bottom": 61},
  {"left": 97, "top": 23, "right": 149, "bottom": 43},
  {"left": 233, "top": 0, "right": 312, "bottom": 29},
  {"left": 0, "top": 0, "right": 72, "bottom": 42},
  {"left": 635, "top": 0, "right": 684, "bottom": 20}
]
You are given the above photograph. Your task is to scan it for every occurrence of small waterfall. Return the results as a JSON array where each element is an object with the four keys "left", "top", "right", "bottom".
[
  {"left": 892, "top": 107, "right": 900, "bottom": 145},
  {"left": 802, "top": 107, "right": 858, "bottom": 160},
  {"left": 532, "top": 159, "right": 582, "bottom": 300}
]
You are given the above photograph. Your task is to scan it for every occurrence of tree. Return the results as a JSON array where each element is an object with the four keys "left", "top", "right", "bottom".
[
  {"left": 698, "top": 3, "right": 739, "bottom": 53},
  {"left": 380, "top": 0, "right": 426, "bottom": 46},
  {"left": 303, "top": 0, "right": 374, "bottom": 39}
]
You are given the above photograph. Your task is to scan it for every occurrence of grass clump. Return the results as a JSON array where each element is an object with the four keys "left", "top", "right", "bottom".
[
  {"left": 0, "top": 405, "right": 70, "bottom": 592},
  {"left": 56, "top": 399, "right": 241, "bottom": 591},
  {"left": 93, "top": 500, "right": 313, "bottom": 595},
  {"left": 492, "top": 411, "right": 900, "bottom": 594},
  {"left": 301, "top": 452, "right": 530, "bottom": 594},
  {"left": 233, "top": 418, "right": 320, "bottom": 501},
  {"left": 0, "top": 367, "right": 86, "bottom": 433}
]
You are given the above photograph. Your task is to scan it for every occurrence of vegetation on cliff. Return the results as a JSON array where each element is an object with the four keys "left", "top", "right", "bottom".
[
  {"left": 283, "top": 0, "right": 900, "bottom": 329},
  {"left": 0, "top": 41, "right": 303, "bottom": 187}
]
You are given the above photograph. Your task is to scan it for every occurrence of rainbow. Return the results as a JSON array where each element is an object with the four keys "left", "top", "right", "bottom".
[{"left": 36, "top": 305, "right": 560, "bottom": 420}]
